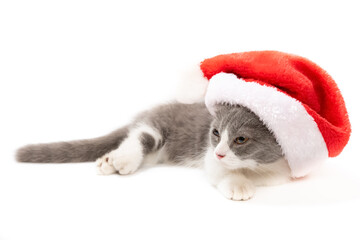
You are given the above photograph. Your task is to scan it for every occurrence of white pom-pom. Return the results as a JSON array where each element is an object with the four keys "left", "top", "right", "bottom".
[{"left": 175, "top": 64, "right": 209, "bottom": 104}]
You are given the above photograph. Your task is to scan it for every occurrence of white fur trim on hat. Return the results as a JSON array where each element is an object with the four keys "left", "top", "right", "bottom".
[{"left": 205, "top": 73, "right": 329, "bottom": 178}]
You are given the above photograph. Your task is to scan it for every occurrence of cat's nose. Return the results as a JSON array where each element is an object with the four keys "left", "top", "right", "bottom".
[{"left": 216, "top": 153, "right": 225, "bottom": 160}]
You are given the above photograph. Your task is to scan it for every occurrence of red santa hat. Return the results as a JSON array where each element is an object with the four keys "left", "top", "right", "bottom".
[{"left": 189, "top": 51, "right": 350, "bottom": 178}]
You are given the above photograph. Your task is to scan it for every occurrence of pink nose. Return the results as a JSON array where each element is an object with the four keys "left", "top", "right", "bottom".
[{"left": 216, "top": 153, "right": 225, "bottom": 160}]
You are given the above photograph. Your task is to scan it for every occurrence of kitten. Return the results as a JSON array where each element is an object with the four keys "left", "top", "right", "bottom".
[{"left": 16, "top": 102, "right": 291, "bottom": 200}]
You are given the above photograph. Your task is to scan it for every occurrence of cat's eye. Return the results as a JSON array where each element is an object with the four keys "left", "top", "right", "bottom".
[
  {"left": 212, "top": 129, "right": 220, "bottom": 137},
  {"left": 234, "top": 136, "right": 249, "bottom": 145}
]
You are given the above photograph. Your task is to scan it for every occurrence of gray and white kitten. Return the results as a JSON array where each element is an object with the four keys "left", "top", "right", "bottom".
[{"left": 16, "top": 102, "right": 291, "bottom": 200}]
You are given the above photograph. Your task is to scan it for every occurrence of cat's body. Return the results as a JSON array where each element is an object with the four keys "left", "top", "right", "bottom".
[{"left": 17, "top": 102, "right": 291, "bottom": 200}]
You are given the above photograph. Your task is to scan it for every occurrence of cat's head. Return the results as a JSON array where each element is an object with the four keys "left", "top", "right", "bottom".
[{"left": 210, "top": 104, "right": 283, "bottom": 170}]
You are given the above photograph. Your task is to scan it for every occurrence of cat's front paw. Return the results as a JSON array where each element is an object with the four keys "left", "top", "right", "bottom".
[{"left": 217, "top": 178, "right": 255, "bottom": 201}]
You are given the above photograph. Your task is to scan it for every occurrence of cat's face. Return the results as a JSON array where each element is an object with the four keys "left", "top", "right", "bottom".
[{"left": 210, "top": 104, "right": 283, "bottom": 170}]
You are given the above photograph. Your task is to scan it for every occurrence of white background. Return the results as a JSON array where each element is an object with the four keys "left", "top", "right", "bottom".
[{"left": 1, "top": 0, "right": 359, "bottom": 239}]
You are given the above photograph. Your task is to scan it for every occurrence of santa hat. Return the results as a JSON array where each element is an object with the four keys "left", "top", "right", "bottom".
[{"left": 184, "top": 51, "right": 351, "bottom": 178}]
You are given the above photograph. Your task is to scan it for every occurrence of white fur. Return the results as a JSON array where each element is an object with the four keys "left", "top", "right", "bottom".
[
  {"left": 205, "top": 73, "right": 328, "bottom": 178},
  {"left": 204, "top": 148, "right": 255, "bottom": 200},
  {"left": 96, "top": 124, "right": 162, "bottom": 175},
  {"left": 175, "top": 64, "right": 209, "bottom": 104},
  {"left": 204, "top": 147, "right": 291, "bottom": 201},
  {"left": 214, "top": 129, "right": 230, "bottom": 156}
]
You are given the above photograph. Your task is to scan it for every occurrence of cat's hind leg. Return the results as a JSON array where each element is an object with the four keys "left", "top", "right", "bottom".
[{"left": 96, "top": 124, "right": 162, "bottom": 175}]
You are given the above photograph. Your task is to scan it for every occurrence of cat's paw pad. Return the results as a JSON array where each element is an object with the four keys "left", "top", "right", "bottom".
[
  {"left": 109, "top": 149, "right": 143, "bottom": 175},
  {"left": 218, "top": 179, "right": 255, "bottom": 201},
  {"left": 96, "top": 154, "right": 116, "bottom": 175}
]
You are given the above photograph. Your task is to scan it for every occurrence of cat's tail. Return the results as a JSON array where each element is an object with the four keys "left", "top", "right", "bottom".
[{"left": 16, "top": 127, "right": 129, "bottom": 163}]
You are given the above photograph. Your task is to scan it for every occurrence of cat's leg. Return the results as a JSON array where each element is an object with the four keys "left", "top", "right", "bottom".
[
  {"left": 204, "top": 149, "right": 255, "bottom": 201},
  {"left": 96, "top": 124, "right": 162, "bottom": 175}
]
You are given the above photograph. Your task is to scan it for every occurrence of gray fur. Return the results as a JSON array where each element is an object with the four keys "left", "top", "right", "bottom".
[
  {"left": 16, "top": 102, "right": 282, "bottom": 167},
  {"left": 210, "top": 104, "right": 283, "bottom": 164},
  {"left": 134, "top": 102, "right": 212, "bottom": 163},
  {"left": 140, "top": 133, "right": 156, "bottom": 154}
]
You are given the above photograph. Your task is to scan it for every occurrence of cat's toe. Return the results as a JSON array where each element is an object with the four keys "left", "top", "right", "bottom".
[
  {"left": 218, "top": 180, "right": 255, "bottom": 201},
  {"left": 232, "top": 184, "right": 255, "bottom": 201},
  {"left": 96, "top": 155, "right": 116, "bottom": 175}
]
